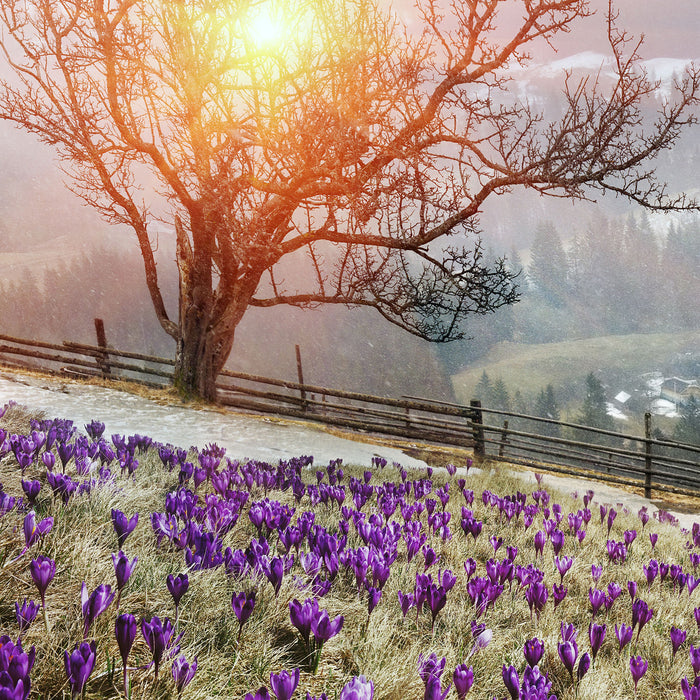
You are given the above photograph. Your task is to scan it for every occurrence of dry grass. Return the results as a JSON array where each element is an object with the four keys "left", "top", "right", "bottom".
[{"left": 2, "top": 402, "right": 700, "bottom": 699}]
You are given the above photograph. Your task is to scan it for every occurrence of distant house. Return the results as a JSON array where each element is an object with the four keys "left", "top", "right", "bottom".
[
  {"left": 614, "top": 391, "right": 631, "bottom": 406},
  {"left": 660, "top": 377, "right": 700, "bottom": 407}
]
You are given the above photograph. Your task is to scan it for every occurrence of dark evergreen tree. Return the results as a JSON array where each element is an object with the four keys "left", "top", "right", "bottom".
[
  {"left": 660, "top": 218, "right": 700, "bottom": 328},
  {"left": 507, "top": 247, "right": 528, "bottom": 295},
  {"left": 474, "top": 371, "right": 493, "bottom": 406},
  {"left": 535, "top": 384, "right": 561, "bottom": 437},
  {"left": 673, "top": 396, "right": 700, "bottom": 446},
  {"left": 618, "top": 212, "right": 660, "bottom": 332},
  {"left": 491, "top": 377, "right": 511, "bottom": 412},
  {"left": 512, "top": 389, "right": 529, "bottom": 415},
  {"left": 528, "top": 221, "right": 568, "bottom": 307},
  {"left": 576, "top": 372, "right": 614, "bottom": 432}
]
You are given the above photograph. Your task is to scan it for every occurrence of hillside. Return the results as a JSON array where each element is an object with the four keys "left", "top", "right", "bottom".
[{"left": 451, "top": 330, "right": 700, "bottom": 408}]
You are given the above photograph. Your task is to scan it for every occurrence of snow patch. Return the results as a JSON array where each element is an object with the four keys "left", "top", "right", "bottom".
[
  {"left": 0, "top": 372, "right": 428, "bottom": 469},
  {"left": 606, "top": 402, "right": 628, "bottom": 420}
]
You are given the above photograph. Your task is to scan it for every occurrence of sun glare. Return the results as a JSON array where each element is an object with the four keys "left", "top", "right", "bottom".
[{"left": 245, "top": 3, "right": 287, "bottom": 51}]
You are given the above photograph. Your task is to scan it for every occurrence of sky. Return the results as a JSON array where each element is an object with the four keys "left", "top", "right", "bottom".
[{"left": 392, "top": 0, "right": 699, "bottom": 60}]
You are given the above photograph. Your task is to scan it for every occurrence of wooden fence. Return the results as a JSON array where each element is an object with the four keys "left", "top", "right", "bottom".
[{"left": 1, "top": 326, "right": 699, "bottom": 499}]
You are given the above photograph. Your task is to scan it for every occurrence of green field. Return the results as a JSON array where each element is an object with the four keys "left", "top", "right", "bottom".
[{"left": 451, "top": 330, "right": 700, "bottom": 408}]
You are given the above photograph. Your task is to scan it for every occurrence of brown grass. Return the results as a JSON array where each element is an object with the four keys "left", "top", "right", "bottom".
[{"left": 2, "top": 402, "right": 700, "bottom": 699}]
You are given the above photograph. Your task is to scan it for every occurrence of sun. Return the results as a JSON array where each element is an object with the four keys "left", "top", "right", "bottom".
[{"left": 245, "top": 2, "right": 288, "bottom": 51}]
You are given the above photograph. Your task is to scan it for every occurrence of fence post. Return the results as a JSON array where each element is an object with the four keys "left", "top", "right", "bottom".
[
  {"left": 499, "top": 420, "right": 509, "bottom": 458},
  {"left": 93, "top": 318, "right": 111, "bottom": 378},
  {"left": 470, "top": 399, "right": 485, "bottom": 461},
  {"left": 644, "top": 412, "right": 653, "bottom": 500},
  {"left": 295, "top": 344, "right": 307, "bottom": 412}
]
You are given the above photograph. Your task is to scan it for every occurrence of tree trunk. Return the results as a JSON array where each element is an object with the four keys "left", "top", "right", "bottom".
[
  {"left": 173, "top": 325, "right": 233, "bottom": 402},
  {"left": 173, "top": 215, "right": 225, "bottom": 402}
]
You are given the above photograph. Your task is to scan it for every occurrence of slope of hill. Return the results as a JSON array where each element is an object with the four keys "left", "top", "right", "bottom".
[{"left": 451, "top": 330, "right": 700, "bottom": 406}]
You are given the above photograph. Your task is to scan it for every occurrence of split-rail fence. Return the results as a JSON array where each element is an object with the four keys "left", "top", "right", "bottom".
[{"left": 0, "top": 324, "right": 698, "bottom": 502}]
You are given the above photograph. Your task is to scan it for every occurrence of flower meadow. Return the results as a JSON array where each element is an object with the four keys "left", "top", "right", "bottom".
[{"left": 2, "top": 400, "right": 700, "bottom": 699}]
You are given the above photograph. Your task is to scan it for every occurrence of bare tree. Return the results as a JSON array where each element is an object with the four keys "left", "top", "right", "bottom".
[{"left": 0, "top": 0, "right": 697, "bottom": 400}]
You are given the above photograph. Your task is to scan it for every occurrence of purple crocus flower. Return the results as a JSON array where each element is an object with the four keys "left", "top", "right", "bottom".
[
  {"left": 690, "top": 645, "right": 700, "bottom": 677},
  {"left": 560, "top": 621, "right": 578, "bottom": 642},
  {"left": 111, "top": 509, "right": 139, "bottom": 549},
  {"left": 22, "top": 510, "right": 53, "bottom": 550},
  {"left": 463, "top": 558, "right": 477, "bottom": 580},
  {"left": 644, "top": 559, "right": 659, "bottom": 588},
  {"left": 631, "top": 598, "right": 653, "bottom": 641},
  {"left": 30, "top": 555, "right": 55, "bottom": 630},
  {"left": 15, "top": 599, "right": 40, "bottom": 637},
  {"left": 423, "top": 674, "right": 451, "bottom": 700},
  {"left": 232, "top": 591, "right": 257, "bottom": 640},
  {"left": 554, "top": 556, "right": 573, "bottom": 583},
  {"left": 367, "top": 587, "right": 382, "bottom": 616},
  {"left": 671, "top": 627, "right": 688, "bottom": 660},
  {"left": 20, "top": 479, "right": 41, "bottom": 506},
  {"left": 638, "top": 507, "right": 649, "bottom": 528},
  {"left": 418, "top": 653, "right": 446, "bottom": 684},
  {"left": 141, "top": 615, "right": 175, "bottom": 680},
  {"left": 426, "top": 584, "right": 447, "bottom": 630},
  {"left": 523, "top": 638, "right": 544, "bottom": 667},
  {"left": 628, "top": 580, "right": 638, "bottom": 601},
  {"left": 502, "top": 664, "right": 519, "bottom": 700},
  {"left": 0, "top": 634, "right": 35, "bottom": 700},
  {"left": 85, "top": 420, "right": 105, "bottom": 440},
  {"left": 167, "top": 573, "right": 189, "bottom": 624},
  {"left": 607, "top": 507, "right": 617, "bottom": 535},
  {"left": 577, "top": 652, "right": 591, "bottom": 682},
  {"left": 533, "top": 530, "right": 546, "bottom": 558},
  {"left": 650, "top": 532, "right": 658, "bottom": 550},
  {"left": 311, "top": 610, "right": 344, "bottom": 643},
  {"left": 339, "top": 675, "right": 374, "bottom": 700},
  {"left": 552, "top": 583, "right": 568, "bottom": 608},
  {"left": 264, "top": 557, "right": 285, "bottom": 597},
  {"left": 423, "top": 546, "right": 438, "bottom": 570},
  {"left": 270, "top": 668, "right": 300, "bottom": 700},
  {"left": 589, "top": 587, "right": 606, "bottom": 616},
  {"left": 525, "top": 581, "right": 548, "bottom": 620},
  {"left": 41, "top": 451, "right": 55, "bottom": 470},
  {"left": 616, "top": 623, "right": 634, "bottom": 652},
  {"left": 245, "top": 689, "right": 271, "bottom": 700},
  {"left": 558, "top": 639, "right": 578, "bottom": 681},
  {"left": 629, "top": 655, "right": 648, "bottom": 692},
  {"left": 289, "top": 598, "right": 318, "bottom": 649},
  {"left": 172, "top": 654, "right": 198, "bottom": 698},
  {"left": 81, "top": 582, "right": 115, "bottom": 639},
  {"left": 682, "top": 676, "right": 700, "bottom": 700},
  {"left": 591, "top": 564, "right": 602, "bottom": 583},
  {"left": 115, "top": 613, "right": 137, "bottom": 697},
  {"left": 64, "top": 640, "right": 97, "bottom": 699},
  {"left": 589, "top": 622, "right": 606, "bottom": 662},
  {"left": 452, "top": 664, "right": 473, "bottom": 699},
  {"left": 550, "top": 530, "right": 564, "bottom": 556},
  {"left": 397, "top": 590, "right": 414, "bottom": 618},
  {"left": 30, "top": 556, "right": 55, "bottom": 604},
  {"left": 112, "top": 551, "right": 137, "bottom": 607}
]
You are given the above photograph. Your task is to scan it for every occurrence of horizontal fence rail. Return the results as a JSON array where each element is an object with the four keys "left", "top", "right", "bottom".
[{"left": 0, "top": 327, "right": 699, "bottom": 499}]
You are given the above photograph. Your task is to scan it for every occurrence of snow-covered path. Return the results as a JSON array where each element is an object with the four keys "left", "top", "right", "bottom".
[
  {"left": 0, "top": 370, "right": 429, "bottom": 468},
  {"left": 1, "top": 368, "right": 699, "bottom": 531}
]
